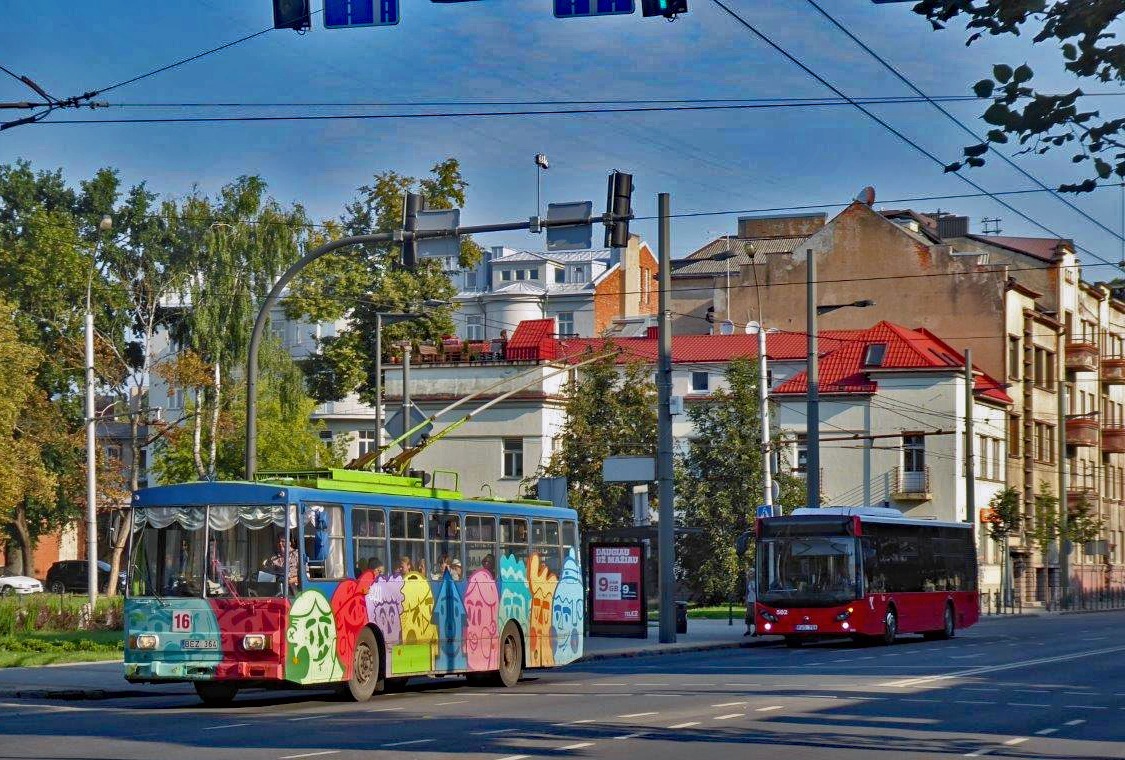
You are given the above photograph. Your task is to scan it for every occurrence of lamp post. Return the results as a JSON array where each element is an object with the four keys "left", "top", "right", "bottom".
[
  {"left": 87, "top": 214, "right": 112, "bottom": 607},
  {"left": 534, "top": 153, "right": 549, "bottom": 218},
  {"left": 805, "top": 247, "right": 873, "bottom": 509},
  {"left": 712, "top": 248, "right": 736, "bottom": 322}
]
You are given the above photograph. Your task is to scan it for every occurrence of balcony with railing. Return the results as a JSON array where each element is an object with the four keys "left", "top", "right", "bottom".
[
  {"left": 1065, "top": 416, "right": 1099, "bottom": 447},
  {"left": 1065, "top": 340, "right": 1099, "bottom": 372},
  {"left": 891, "top": 465, "right": 932, "bottom": 501},
  {"left": 1102, "top": 357, "right": 1125, "bottom": 385},
  {"left": 1103, "top": 424, "right": 1125, "bottom": 454}
]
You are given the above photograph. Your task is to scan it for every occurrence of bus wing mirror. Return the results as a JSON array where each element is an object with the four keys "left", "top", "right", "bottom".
[{"left": 735, "top": 530, "right": 752, "bottom": 558}]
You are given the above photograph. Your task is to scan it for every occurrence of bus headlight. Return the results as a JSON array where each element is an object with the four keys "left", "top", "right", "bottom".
[
  {"left": 241, "top": 634, "right": 271, "bottom": 651},
  {"left": 835, "top": 607, "right": 853, "bottom": 621},
  {"left": 759, "top": 610, "right": 778, "bottom": 622},
  {"left": 132, "top": 634, "right": 159, "bottom": 650}
]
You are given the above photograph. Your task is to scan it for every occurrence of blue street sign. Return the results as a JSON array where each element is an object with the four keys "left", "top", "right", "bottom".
[
  {"left": 756, "top": 505, "right": 773, "bottom": 519},
  {"left": 324, "top": 0, "right": 399, "bottom": 28},
  {"left": 554, "top": 0, "right": 635, "bottom": 19}
]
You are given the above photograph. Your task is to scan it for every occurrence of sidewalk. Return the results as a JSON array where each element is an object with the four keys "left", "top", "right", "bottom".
[{"left": 0, "top": 618, "right": 755, "bottom": 700}]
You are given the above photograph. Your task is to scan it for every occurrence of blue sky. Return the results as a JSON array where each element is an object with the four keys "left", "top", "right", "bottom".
[{"left": 3, "top": 0, "right": 1123, "bottom": 274}]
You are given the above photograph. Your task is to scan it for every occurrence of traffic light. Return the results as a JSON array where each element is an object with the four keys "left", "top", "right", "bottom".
[
  {"left": 401, "top": 192, "right": 424, "bottom": 270},
  {"left": 705, "top": 306, "right": 716, "bottom": 324},
  {"left": 640, "top": 0, "right": 687, "bottom": 18},
  {"left": 273, "top": 0, "right": 311, "bottom": 30},
  {"left": 604, "top": 171, "right": 634, "bottom": 249}
]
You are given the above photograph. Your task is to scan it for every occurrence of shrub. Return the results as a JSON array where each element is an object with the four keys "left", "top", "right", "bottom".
[{"left": 0, "top": 595, "right": 123, "bottom": 636}]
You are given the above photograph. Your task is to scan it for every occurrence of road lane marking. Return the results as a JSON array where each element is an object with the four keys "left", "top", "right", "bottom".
[
  {"left": 1063, "top": 691, "right": 1091, "bottom": 696},
  {"left": 962, "top": 750, "right": 991, "bottom": 758},
  {"left": 381, "top": 739, "right": 434, "bottom": 748},
  {"left": 755, "top": 705, "right": 784, "bottom": 712},
  {"left": 955, "top": 700, "right": 991, "bottom": 705},
  {"left": 495, "top": 756, "right": 529, "bottom": 760},
  {"left": 1003, "top": 738, "right": 1028, "bottom": 746},
  {"left": 558, "top": 742, "right": 594, "bottom": 750},
  {"left": 203, "top": 723, "right": 251, "bottom": 731},
  {"left": 614, "top": 732, "right": 647, "bottom": 740},
  {"left": 617, "top": 712, "right": 657, "bottom": 718},
  {"left": 714, "top": 713, "right": 743, "bottom": 720},
  {"left": 1065, "top": 705, "right": 1108, "bottom": 710},
  {"left": 473, "top": 728, "right": 520, "bottom": 735},
  {"left": 366, "top": 706, "right": 403, "bottom": 712},
  {"left": 711, "top": 701, "right": 748, "bottom": 707},
  {"left": 1007, "top": 703, "right": 1049, "bottom": 708},
  {"left": 962, "top": 687, "right": 997, "bottom": 692},
  {"left": 279, "top": 752, "right": 339, "bottom": 760},
  {"left": 882, "top": 644, "right": 1125, "bottom": 688},
  {"left": 1064, "top": 719, "right": 1086, "bottom": 726},
  {"left": 903, "top": 698, "right": 938, "bottom": 703},
  {"left": 668, "top": 722, "right": 700, "bottom": 729},
  {"left": 1034, "top": 728, "right": 1057, "bottom": 736},
  {"left": 950, "top": 654, "right": 987, "bottom": 660},
  {"left": 435, "top": 700, "right": 468, "bottom": 705}
]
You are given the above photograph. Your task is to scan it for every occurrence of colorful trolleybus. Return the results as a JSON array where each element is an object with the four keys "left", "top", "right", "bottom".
[
  {"left": 124, "top": 469, "right": 583, "bottom": 705},
  {"left": 754, "top": 507, "right": 979, "bottom": 646}
]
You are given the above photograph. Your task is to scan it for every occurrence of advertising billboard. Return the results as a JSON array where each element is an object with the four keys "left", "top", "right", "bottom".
[{"left": 588, "top": 542, "right": 646, "bottom": 637}]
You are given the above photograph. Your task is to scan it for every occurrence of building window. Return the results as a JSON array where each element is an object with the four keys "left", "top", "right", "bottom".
[
  {"left": 977, "top": 435, "right": 988, "bottom": 480},
  {"left": 1033, "top": 422, "right": 1055, "bottom": 463},
  {"left": 557, "top": 311, "right": 574, "bottom": 337},
  {"left": 691, "top": 371, "right": 709, "bottom": 392},
  {"left": 1008, "top": 414, "right": 1021, "bottom": 458},
  {"left": 466, "top": 315, "right": 484, "bottom": 341},
  {"left": 358, "top": 429, "right": 378, "bottom": 456},
  {"left": 992, "top": 438, "right": 1001, "bottom": 480},
  {"left": 572, "top": 267, "right": 586, "bottom": 283},
  {"left": 467, "top": 271, "right": 477, "bottom": 289},
  {"left": 502, "top": 438, "right": 524, "bottom": 479},
  {"left": 1008, "top": 336, "right": 1021, "bottom": 380},
  {"left": 903, "top": 434, "right": 925, "bottom": 472},
  {"left": 501, "top": 270, "right": 512, "bottom": 281},
  {"left": 319, "top": 430, "right": 334, "bottom": 449},
  {"left": 529, "top": 268, "right": 539, "bottom": 280},
  {"left": 516, "top": 269, "right": 526, "bottom": 280},
  {"left": 863, "top": 343, "right": 887, "bottom": 367},
  {"left": 105, "top": 444, "right": 122, "bottom": 462},
  {"left": 1033, "top": 347, "right": 1056, "bottom": 389},
  {"left": 554, "top": 267, "right": 565, "bottom": 284},
  {"left": 794, "top": 435, "right": 808, "bottom": 473}
]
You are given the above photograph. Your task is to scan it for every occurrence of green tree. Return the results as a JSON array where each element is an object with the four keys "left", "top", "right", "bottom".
[
  {"left": 287, "top": 159, "right": 481, "bottom": 405},
  {"left": 152, "top": 341, "right": 343, "bottom": 483},
  {"left": 985, "top": 486, "right": 1021, "bottom": 605},
  {"left": 537, "top": 348, "right": 656, "bottom": 531},
  {"left": 912, "top": 1, "right": 1125, "bottom": 191},
  {"left": 677, "top": 358, "right": 805, "bottom": 604},
  {"left": 1065, "top": 495, "right": 1104, "bottom": 547},
  {"left": 1031, "top": 487, "right": 1059, "bottom": 555}
]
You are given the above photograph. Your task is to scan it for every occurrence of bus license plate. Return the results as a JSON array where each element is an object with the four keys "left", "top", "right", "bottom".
[
  {"left": 182, "top": 639, "right": 217, "bottom": 650},
  {"left": 794, "top": 624, "right": 818, "bottom": 631}
]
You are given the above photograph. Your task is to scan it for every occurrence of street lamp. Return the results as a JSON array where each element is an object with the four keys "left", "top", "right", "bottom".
[
  {"left": 712, "top": 248, "right": 737, "bottom": 323},
  {"left": 806, "top": 246, "right": 873, "bottom": 509},
  {"left": 534, "top": 153, "right": 549, "bottom": 218}
]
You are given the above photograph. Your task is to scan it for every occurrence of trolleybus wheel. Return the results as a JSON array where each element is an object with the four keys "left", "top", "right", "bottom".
[
  {"left": 493, "top": 622, "right": 523, "bottom": 687},
  {"left": 344, "top": 627, "right": 380, "bottom": 702},
  {"left": 194, "top": 681, "right": 238, "bottom": 706},
  {"left": 881, "top": 609, "right": 897, "bottom": 646}
]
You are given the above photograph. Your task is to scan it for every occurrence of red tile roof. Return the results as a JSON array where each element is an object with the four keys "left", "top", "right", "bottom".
[
  {"left": 553, "top": 319, "right": 1010, "bottom": 405},
  {"left": 506, "top": 318, "right": 557, "bottom": 361}
]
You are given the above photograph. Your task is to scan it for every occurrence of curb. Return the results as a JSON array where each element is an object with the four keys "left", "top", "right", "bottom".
[
  {"left": 578, "top": 637, "right": 771, "bottom": 663},
  {"left": 0, "top": 687, "right": 184, "bottom": 700}
]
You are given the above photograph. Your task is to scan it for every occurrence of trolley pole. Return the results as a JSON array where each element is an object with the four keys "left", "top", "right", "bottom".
[{"left": 656, "top": 192, "right": 677, "bottom": 644}]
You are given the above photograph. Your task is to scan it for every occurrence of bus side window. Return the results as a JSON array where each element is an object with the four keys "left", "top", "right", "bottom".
[
  {"left": 465, "top": 515, "right": 498, "bottom": 577},
  {"left": 501, "top": 517, "right": 529, "bottom": 567},
  {"left": 429, "top": 513, "right": 463, "bottom": 580},
  {"left": 390, "top": 509, "right": 426, "bottom": 576},
  {"left": 532, "top": 519, "right": 561, "bottom": 575},
  {"left": 353, "top": 507, "right": 387, "bottom": 577},
  {"left": 561, "top": 521, "right": 578, "bottom": 566}
]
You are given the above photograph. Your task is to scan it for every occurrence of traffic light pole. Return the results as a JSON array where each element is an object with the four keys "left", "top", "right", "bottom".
[
  {"left": 656, "top": 192, "right": 677, "bottom": 644},
  {"left": 244, "top": 209, "right": 631, "bottom": 480}
]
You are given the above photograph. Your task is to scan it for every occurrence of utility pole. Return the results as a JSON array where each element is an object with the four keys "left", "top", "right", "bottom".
[
  {"left": 401, "top": 348, "right": 412, "bottom": 450},
  {"left": 759, "top": 327, "right": 774, "bottom": 514},
  {"left": 656, "top": 192, "right": 676, "bottom": 644},
  {"left": 1058, "top": 380, "right": 1069, "bottom": 603},
  {"left": 806, "top": 248, "right": 820, "bottom": 509},
  {"left": 374, "top": 312, "right": 384, "bottom": 468},
  {"left": 964, "top": 348, "right": 975, "bottom": 523},
  {"left": 85, "top": 280, "right": 97, "bottom": 607}
]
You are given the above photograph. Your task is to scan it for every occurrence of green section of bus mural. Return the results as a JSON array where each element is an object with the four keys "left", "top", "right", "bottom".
[{"left": 285, "top": 589, "right": 344, "bottom": 684}]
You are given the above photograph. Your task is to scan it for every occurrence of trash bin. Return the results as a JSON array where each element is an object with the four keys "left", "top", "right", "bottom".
[{"left": 675, "top": 601, "right": 688, "bottom": 634}]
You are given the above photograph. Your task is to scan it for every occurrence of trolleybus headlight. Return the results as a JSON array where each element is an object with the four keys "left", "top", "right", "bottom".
[
  {"left": 241, "top": 634, "right": 270, "bottom": 651},
  {"left": 759, "top": 610, "right": 778, "bottom": 622},
  {"left": 835, "top": 608, "right": 853, "bottom": 622},
  {"left": 132, "top": 634, "right": 159, "bottom": 650}
]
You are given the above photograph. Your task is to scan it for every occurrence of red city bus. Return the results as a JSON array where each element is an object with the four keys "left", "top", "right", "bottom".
[{"left": 754, "top": 507, "right": 979, "bottom": 646}]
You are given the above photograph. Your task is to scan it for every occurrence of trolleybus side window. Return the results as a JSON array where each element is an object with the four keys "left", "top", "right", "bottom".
[
  {"left": 352, "top": 507, "right": 387, "bottom": 577},
  {"left": 429, "top": 513, "right": 463, "bottom": 580},
  {"left": 390, "top": 509, "right": 427, "bottom": 576},
  {"left": 304, "top": 504, "right": 346, "bottom": 580},
  {"left": 561, "top": 520, "right": 578, "bottom": 565},
  {"left": 532, "top": 519, "right": 561, "bottom": 575},
  {"left": 465, "top": 514, "right": 498, "bottom": 577},
  {"left": 500, "top": 517, "right": 529, "bottom": 567}
]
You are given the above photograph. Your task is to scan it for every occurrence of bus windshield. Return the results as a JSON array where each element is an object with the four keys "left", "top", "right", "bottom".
[
  {"left": 757, "top": 535, "right": 859, "bottom": 607},
  {"left": 128, "top": 505, "right": 290, "bottom": 598}
]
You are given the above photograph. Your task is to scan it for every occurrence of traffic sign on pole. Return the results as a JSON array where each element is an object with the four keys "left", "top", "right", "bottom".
[
  {"left": 554, "top": 0, "right": 635, "bottom": 19},
  {"left": 545, "top": 201, "right": 593, "bottom": 251},
  {"left": 756, "top": 505, "right": 773, "bottom": 519},
  {"left": 324, "top": 0, "right": 399, "bottom": 28}
]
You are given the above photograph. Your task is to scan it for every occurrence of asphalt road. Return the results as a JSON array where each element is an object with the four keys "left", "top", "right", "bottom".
[{"left": 2, "top": 612, "right": 1123, "bottom": 759}]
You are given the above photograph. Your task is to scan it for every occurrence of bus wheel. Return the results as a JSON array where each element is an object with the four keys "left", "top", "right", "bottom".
[
  {"left": 939, "top": 604, "right": 955, "bottom": 640},
  {"left": 881, "top": 609, "right": 897, "bottom": 646},
  {"left": 194, "top": 681, "right": 238, "bottom": 707},
  {"left": 493, "top": 622, "right": 524, "bottom": 687},
  {"left": 784, "top": 635, "right": 802, "bottom": 648},
  {"left": 344, "top": 627, "right": 380, "bottom": 702}
]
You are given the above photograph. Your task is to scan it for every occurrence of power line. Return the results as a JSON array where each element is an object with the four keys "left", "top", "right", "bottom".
[
  {"left": 706, "top": 0, "right": 1123, "bottom": 273},
  {"left": 801, "top": 0, "right": 1124, "bottom": 245}
]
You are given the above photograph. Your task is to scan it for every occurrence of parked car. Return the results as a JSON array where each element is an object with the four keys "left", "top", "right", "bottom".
[
  {"left": 0, "top": 568, "right": 43, "bottom": 596},
  {"left": 44, "top": 560, "right": 125, "bottom": 594}
]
